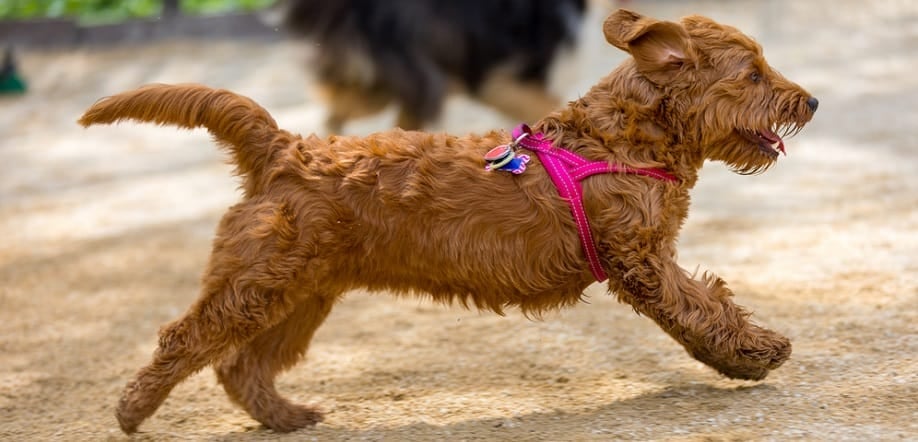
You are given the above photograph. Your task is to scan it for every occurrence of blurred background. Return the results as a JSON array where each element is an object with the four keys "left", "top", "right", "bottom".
[
  {"left": 1, "top": 0, "right": 273, "bottom": 20},
  {"left": 1, "top": 1, "right": 916, "bottom": 440}
]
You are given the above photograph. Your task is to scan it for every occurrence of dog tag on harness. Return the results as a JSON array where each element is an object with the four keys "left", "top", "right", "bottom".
[
  {"left": 484, "top": 144, "right": 513, "bottom": 163},
  {"left": 484, "top": 144, "right": 529, "bottom": 174}
]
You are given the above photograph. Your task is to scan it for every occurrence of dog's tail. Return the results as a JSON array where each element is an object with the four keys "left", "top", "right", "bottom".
[{"left": 78, "top": 83, "right": 280, "bottom": 181}]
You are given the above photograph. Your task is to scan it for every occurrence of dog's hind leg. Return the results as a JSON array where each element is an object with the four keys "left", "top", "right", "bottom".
[
  {"left": 476, "top": 71, "right": 562, "bottom": 125},
  {"left": 116, "top": 282, "right": 299, "bottom": 433},
  {"left": 395, "top": 108, "right": 424, "bottom": 131},
  {"left": 215, "top": 292, "right": 335, "bottom": 432},
  {"left": 115, "top": 201, "right": 319, "bottom": 433},
  {"left": 316, "top": 77, "right": 393, "bottom": 134}
]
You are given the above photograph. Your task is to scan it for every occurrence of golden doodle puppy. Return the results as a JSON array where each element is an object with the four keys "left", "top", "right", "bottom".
[{"left": 80, "top": 9, "right": 818, "bottom": 434}]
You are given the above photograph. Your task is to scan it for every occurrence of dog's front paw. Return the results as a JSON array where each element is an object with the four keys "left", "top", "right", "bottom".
[
  {"left": 687, "top": 326, "right": 791, "bottom": 381},
  {"left": 737, "top": 325, "right": 792, "bottom": 370}
]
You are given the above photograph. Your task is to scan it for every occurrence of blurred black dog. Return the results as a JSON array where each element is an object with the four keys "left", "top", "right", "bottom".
[{"left": 276, "top": 0, "right": 586, "bottom": 131}]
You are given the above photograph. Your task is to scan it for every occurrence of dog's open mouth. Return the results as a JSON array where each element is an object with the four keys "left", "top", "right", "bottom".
[{"left": 739, "top": 128, "right": 785, "bottom": 157}]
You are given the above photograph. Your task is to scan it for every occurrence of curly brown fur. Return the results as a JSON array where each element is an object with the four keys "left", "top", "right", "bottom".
[{"left": 79, "top": 9, "right": 817, "bottom": 434}]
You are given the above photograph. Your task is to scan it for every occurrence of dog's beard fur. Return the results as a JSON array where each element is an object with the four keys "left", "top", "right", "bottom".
[
  {"left": 585, "top": 11, "right": 816, "bottom": 178},
  {"left": 689, "top": 25, "right": 815, "bottom": 175}
]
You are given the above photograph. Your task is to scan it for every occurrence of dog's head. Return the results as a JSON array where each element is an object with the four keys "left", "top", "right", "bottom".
[{"left": 603, "top": 10, "right": 817, "bottom": 174}]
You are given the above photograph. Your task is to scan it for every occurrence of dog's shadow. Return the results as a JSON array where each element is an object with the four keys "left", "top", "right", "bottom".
[{"left": 215, "top": 381, "right": 777, "bottom": 440}]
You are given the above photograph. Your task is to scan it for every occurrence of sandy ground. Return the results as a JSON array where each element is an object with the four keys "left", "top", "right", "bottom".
[{"left": 1, "top": 1, "right": 916, "bottom": 440}]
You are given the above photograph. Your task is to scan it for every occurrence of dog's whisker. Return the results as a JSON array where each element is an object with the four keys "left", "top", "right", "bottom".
[{"left": 778, "top": 124, "right": 790, "bottom": 138}]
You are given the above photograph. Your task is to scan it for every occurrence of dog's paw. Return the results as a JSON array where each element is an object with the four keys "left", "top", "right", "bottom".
[
  {"left": 688, "top": 326, "right": 792, "bottom": 381},
  {"left": 259, "top": 403, "right": 324, "bottom": 433},
  {"left": 115, "top": 409, "right": 140, "bottom": 435},
  {"left": 738, "top": 328, "right": 792, "bottom": 370},
  {"left": 115, "top": 378, "right": 159, "bottom": 434}
]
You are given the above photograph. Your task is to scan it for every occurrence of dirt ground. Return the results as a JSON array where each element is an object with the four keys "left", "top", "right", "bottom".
[{"left": 1, "top": 1, "right": 915, "bottom": 440}]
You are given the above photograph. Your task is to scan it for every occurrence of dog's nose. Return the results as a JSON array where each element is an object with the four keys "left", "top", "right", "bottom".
[{"left": 806, "top": 97, "right": 819, "bottom": 112}]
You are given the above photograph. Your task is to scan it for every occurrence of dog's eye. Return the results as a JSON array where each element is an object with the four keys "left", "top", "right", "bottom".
[{"left": 750, "top": 71, "right": 761, "bottom": 83}]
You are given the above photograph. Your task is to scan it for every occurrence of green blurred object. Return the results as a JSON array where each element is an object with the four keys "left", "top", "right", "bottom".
[
  {"left": 0, "top": 0, "right": 276, "bottom": 21},
  {"left": 181, "top": 0, "right": 276, "bottom": 15},
  {"left": 0, "top": 0, "right": 161, "bottom": 22},
  {"left": 1, "top": 47, "right": 27, "bottom": 95}
]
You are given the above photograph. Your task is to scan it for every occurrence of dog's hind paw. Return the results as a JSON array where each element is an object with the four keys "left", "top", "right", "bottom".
[{"left": 258, "top": 403, "right": 324, "bottom": 433}]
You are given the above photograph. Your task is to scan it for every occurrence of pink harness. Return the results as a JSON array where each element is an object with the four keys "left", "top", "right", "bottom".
[{"left": 510, "top": 124, "right": 678, "bottom": 282}]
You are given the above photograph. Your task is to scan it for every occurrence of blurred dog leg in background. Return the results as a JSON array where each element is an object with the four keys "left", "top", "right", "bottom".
[{"left": 274, "top": 0, "right": 586, "bottom": 132}]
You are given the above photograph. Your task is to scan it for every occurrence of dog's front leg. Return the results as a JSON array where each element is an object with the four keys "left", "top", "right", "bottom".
[{"left": 609, "top": 256, "right": 791, "bottom": 380}]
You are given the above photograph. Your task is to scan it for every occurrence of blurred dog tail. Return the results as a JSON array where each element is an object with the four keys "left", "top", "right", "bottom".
[{"left": 78, "top": 83, "right": 280, "bottom": 182}]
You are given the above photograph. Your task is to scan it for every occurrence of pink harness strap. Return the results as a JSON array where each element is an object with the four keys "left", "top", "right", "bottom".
[{"left": 511, "top": 124, "right": 677, "bottom": 282}]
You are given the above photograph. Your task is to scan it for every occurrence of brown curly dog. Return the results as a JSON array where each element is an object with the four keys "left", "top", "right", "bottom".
[{"left": 79, "top": 9, "right": 817, "bottom": 434}]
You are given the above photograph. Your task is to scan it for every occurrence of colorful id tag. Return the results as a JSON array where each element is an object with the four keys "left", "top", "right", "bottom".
[{"left": 484, "top": 144, "right": 529, "bottom": 174}]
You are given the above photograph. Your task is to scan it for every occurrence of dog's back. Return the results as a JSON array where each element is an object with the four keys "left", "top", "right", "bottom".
[{"left": 279, "top": 0, "right": 586, "bottom": 130}]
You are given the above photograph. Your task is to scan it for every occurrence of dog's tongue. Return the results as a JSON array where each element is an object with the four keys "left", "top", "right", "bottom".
[{"left": 760, "top": 129, "right": 786, "bottom": 155}]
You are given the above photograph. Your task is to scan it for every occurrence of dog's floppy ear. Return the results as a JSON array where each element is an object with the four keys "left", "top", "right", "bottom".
[{"left": 603, "top": 9, "right": 694, "bottom": 84}]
